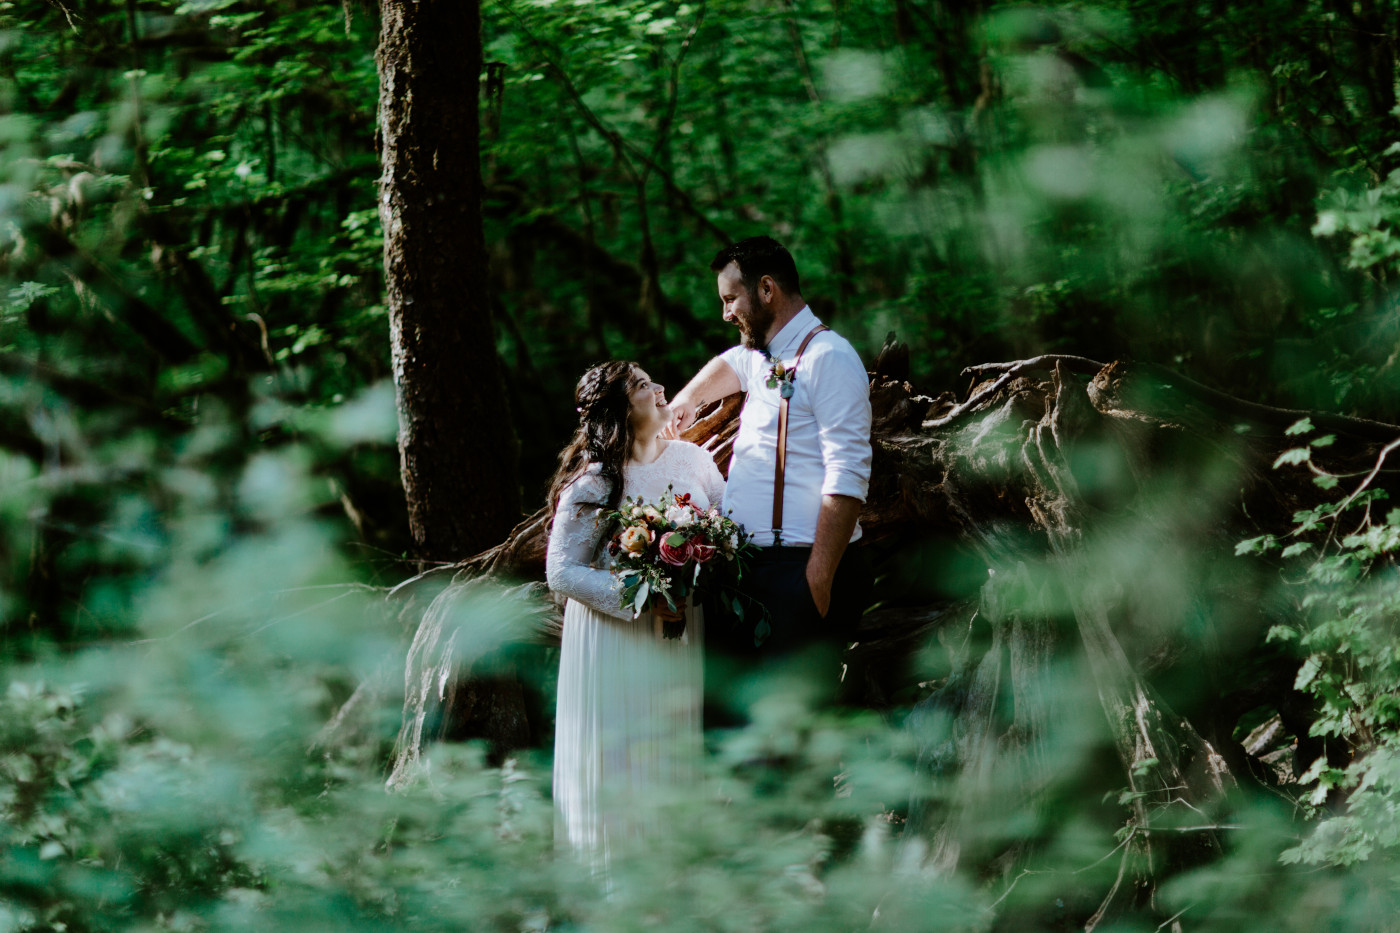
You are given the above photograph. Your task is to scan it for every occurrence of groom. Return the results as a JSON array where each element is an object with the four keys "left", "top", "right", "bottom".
[{"left": 669, "top": 236, "right": 873, "bottom": 664}]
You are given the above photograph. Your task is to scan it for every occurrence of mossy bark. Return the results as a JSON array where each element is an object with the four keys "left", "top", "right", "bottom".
[{"left": 377, "top": 0, "right": 527, "bottom": 754}]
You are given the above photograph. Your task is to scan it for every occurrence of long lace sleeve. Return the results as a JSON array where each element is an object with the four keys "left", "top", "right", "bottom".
[
  {"left": 699, "top": 448, "right": 727, "bottom": 512},
  {"left": 545, "top": 470, "right": 632, "bottom": 621}
]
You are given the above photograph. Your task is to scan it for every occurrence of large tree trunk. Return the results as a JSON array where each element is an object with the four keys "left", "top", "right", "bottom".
[
  {"left": 377, "top": 0, "right": 519, "bottom": 560},
  {"left": 377, "top": 0, "right": 527, "bottom": 754}
]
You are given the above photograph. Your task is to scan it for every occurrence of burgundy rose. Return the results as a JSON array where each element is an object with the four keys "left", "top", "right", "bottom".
[
  {"left": 690, "top": 541, "right": 716, "bottom": 564},
  {"left": 659, "top": 532, "right": 694, "bottom": 566}
]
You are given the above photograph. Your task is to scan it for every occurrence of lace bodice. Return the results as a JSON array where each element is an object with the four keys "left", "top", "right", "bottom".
[{"left": 546, "top": 441, "right": 727, "bottom": 620}]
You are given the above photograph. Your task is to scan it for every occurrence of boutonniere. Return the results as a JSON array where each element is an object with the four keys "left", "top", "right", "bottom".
[{"left": 764, "top": 355, "right": 796, "bottom": 398}]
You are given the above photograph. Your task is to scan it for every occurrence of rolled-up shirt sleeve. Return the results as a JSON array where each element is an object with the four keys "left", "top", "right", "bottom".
[
  {"left": 808, "top": 345, "right": 872, "bottom": 501},
  {"left": 719, "top": 345, "right": 752, "bottom": 393}
]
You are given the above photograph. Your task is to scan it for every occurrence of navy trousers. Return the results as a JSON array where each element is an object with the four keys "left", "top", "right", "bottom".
[
  {"left": 715, "top": 545, "right": 871, "bottom": 655},
  {"left": 705, "top": 544, "right": 873, "bottom": 724}
]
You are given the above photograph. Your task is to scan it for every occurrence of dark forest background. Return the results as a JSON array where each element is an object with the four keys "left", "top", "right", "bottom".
[{"left": 3, "top": 0, "right": 1400, "bottom": 930}]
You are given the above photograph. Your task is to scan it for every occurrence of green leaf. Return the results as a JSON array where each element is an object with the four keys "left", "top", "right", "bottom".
[
  {"left": 1274, "top": 448, "right": 1312, "bottom": 468},
  {"left": 1314, "top": 474, "right": 1340, "bottom": 490},
  {"left": 1235, "top": 534, "right": 1277, "bottom": 556},
  {"left": 1282, "top": 542, "right": 1313, "bottom": 558},
  {"left": 176, "top": 0, "right": 242, "bottom": 11},
  {"left": 209, "top": 12, "right": 264, "bottom": 29},
  {"left": 1311, "top": 434, "right": 1336, "bottom": 448},
  {"left": 1296, "top": 654, "right": 1323, "bottom": 690},
  {"left": 1285, "top": 418, "right": 1315, "bottom": 436},
  {"left": 5, "top": 281, "right": 59, "bottom": 314},
  {"left": 1297, "top": 755, "right": 1327, "bottom": 786},
  {"left": 753, "top": 615, "right": 770, "bottom": 647}
]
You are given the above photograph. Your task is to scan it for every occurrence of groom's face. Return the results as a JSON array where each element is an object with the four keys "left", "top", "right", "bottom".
[{"left": 716, "top": 261, "right": 775, "bottom": 351}]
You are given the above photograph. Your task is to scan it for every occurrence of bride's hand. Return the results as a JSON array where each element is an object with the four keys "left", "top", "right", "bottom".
[
  {"left": 652, "top": 599, "right": 686, "bottom": 638},
  {"left": 653, "top": 601, "right": 685, "bottom": 623}
]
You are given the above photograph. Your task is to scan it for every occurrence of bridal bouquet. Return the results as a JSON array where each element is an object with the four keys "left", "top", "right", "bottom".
[{"left": 606, "top": 488, "right": 754, "bottom": 639}]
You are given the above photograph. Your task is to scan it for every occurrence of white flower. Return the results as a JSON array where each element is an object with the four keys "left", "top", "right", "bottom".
[
  {"left": 621, "top": 526, "right": 651, "bottom": 555},
  {"left": 665, "top": 504, "right": 696, "bottom": 527}
]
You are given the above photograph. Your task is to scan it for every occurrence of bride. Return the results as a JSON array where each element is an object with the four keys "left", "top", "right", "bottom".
[{"left": 546, "top": 361, "right": 726, "bottom": 872}]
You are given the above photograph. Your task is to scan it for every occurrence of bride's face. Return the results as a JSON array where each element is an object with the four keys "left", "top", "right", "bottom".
[{"left": 626, "top": 368, "right": 670, "bottom": 435}]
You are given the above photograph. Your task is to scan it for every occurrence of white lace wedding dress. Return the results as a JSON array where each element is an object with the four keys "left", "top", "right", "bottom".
[{"left": 547, "top": 440, "right": 726, "bottom": 872}]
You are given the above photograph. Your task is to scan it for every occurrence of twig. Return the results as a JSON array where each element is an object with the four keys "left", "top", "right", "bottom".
[
  {"left": 926, "top": 356, "right": 1105, "bottom": 429},
  {"left": 641, "top": 0, "right": 705, "bottom": 183},
  {"left": 989, "top": 829, "right": 1136, "bottom": 911},
  {"left": 955, "top": 356, "right": 1400, "bottom": 443},
  {"left": 780, "top": 0, "right": 855, "bottom": 303},
  {"left": 1156, "top": 907, "right": 1190, "bottom": 931},
  {"left": 1320, "top": 436, "right": 1400, "bottom": 554},
  {"left": 631, "top": 1, "right": 706, "bottom": 340},
  {"left": 45, "top": 0, "right": 81, "bottom": 31},
  {"left": 1083, "top": 835, "right": 1133, "bottom": 933},
  {"left": 1134, "top": 362, "right": 1400, "bottom": 441},
  {"left": 386, "top": 559, "right": 470, "bottom": 598},
  {"left": 244, "top": 589, "right": 359, "bottom": 638},
  {"left": 1336, "top": 437, "right": 1400, "bottom": 515},
  {"left": 126, "top": 582, "right": 385, "bottom": 644},
  {"left": 960, "top": 355, "right": 1106, "bottom": 379}
]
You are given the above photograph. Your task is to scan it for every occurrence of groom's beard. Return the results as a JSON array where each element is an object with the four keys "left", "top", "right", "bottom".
[{"left": 738, "top": 287, "right": 776, "bottom": 351}]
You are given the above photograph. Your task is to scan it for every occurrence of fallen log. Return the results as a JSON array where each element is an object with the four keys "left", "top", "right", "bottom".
[{"left": 384, "top": 343, "right": 1400, "bottom": 917}]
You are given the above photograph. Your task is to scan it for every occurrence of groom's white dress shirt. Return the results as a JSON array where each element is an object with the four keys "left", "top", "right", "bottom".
[{"left": 719, "top": 306, "right": 873, "bottom": 548}]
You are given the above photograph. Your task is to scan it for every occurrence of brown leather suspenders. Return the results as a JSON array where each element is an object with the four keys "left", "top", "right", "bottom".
[{"left": 771, "top": 324, "right": 829, "bottom": 546}]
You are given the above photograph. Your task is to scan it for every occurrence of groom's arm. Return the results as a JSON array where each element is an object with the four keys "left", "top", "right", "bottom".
[
  {"left": 806, "top": 494, "right": 862, "bottom": 617},
  {"left": 666, "top": 356, "right": 741, "bottom": 437},
  {"left": 805, "top": 345, "right": 873, "bottom": 617}
]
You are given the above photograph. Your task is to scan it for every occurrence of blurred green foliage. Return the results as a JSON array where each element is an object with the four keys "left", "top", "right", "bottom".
[
  {"left": 2, "top": 0, "right": 1400, "bottom": 929},
  {"left": 1243, "top": 419, "right": 1400, "bottom": 871}
]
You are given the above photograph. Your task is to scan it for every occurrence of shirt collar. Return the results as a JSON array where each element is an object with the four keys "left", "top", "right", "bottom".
[{"left": 765, "top": 306, "right": 819, "bottom": 358}]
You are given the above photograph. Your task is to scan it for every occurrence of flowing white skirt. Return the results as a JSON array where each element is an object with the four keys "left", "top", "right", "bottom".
[{"left": 552, "top": 597, "right": 703, "bottom": 872}]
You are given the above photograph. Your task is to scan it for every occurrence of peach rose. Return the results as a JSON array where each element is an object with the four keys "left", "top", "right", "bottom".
[{"left": 620, "top": 525, "right": 651, "bottom": 556}]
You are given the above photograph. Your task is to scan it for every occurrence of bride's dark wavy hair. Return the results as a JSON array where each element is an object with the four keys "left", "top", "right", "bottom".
[{"left": 546, "top": 361, "right": 641, "bottom": 524}]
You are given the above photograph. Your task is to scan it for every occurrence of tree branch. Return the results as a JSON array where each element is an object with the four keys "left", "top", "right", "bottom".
[
  {"left": 22, "top": 225, "right": 201, "bottom": 364},
  {"left": 497, "top": 0, "right": 731, "bottom": 246},
  {"left": 924, "top": 355, "right": 1107, "bottom": 429}
]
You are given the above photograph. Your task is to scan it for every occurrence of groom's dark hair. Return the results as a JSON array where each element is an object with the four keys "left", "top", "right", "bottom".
[{"left": 710, "top": 236, "right": 802, "bottom": 296}]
